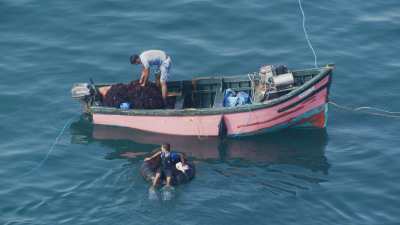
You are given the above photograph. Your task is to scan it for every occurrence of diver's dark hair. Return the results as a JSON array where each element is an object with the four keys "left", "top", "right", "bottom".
[
  {"left": 161, "top": 143, "right": 171, "bottom": 151},
  {"left": 130, "top": 54, "right": 140, "bottom": 64}
]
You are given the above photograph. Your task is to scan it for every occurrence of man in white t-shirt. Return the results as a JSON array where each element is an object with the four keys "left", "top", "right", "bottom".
[{"left": 130, "top": 50, "right": 172, "bottom": 104}]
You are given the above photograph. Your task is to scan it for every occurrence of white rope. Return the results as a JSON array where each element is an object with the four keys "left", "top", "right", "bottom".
[
  {"left": 20, "top": 116, "right": 75, "bottom": 177},
  {"left": 353, "top": 106, "right": 400, "bottom": 114},
  {"left": 329, "top": 101, "right": 400, "bottom": 119},
  {"left": 298, "top": 0, "right": 318, "bottom": 68}
]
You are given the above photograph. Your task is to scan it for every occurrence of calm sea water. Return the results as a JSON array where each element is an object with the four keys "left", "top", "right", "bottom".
[{"left": 1, "top": 0, "right": 400, "bottom": 224}]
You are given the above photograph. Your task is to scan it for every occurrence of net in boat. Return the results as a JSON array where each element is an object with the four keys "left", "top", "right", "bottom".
[{"left": 102, "top": 80, "right": 164, "bottom": 109}]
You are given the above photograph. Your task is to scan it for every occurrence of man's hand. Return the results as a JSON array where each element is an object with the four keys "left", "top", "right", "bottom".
[
  {"left": 139, "top": 76, "right": 145, "bottom": 86},
  {"left": 144, "top": 157, "right": 151, "bottom": 161}
]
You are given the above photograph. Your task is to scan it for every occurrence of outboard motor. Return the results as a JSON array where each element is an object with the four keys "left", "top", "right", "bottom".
[
  {"left": 71, "top": 83, "right": 91, "bottom": 100},
  {"left": 71, "top": 83, "right": 95, "bottom": 113}
]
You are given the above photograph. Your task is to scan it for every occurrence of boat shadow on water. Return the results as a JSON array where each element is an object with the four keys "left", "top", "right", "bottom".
[{"left": 69, "top": 117, "right": 330, "bottom": 174}]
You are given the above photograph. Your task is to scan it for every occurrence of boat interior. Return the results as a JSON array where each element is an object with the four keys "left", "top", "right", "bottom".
[
  {"left": 162, "top": 70, "right": 320, "bottom": 109},
  {"left": 94, "top": 68, "right": 322, "bottom": 110}
]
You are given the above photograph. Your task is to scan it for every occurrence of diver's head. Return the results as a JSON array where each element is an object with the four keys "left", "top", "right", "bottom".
[{"left": 161, "top": 143, "right": 171, "bottom": 152}]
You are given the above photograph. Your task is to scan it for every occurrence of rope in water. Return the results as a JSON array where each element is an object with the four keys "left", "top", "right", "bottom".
[
  {"left": 298, "top": 1, "right": 399, "bottom": 119},
  {"left": 298, "top": 0, "right": 318, "bottom": 68},
  {"left": 329, "top": 101, "right": 400, "bottom": 119},
  {"left": 20, "top": 116, "right": 75, "bottom": 178}
]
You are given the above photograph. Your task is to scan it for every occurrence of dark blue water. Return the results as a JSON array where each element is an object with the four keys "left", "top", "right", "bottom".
[{"left": 1, "top": 0, "right": 400, "bottom": 224}]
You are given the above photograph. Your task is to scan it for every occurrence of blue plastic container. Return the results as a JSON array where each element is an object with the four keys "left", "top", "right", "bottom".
[{"left": 120, "top": 102, "right": 130, "bottom": 110}]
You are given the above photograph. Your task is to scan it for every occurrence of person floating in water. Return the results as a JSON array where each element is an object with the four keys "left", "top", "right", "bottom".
[
  {"left": 144, "top": 143, "right": 186, "bottom": 188},
  {"left": 130, "top": 50, "right": 172, "bottom": 105}
]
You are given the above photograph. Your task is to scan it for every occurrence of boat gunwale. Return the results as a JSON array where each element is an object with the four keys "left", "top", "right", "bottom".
[{"left": 89, "top": 66, "right": 333, "bottom": 117}]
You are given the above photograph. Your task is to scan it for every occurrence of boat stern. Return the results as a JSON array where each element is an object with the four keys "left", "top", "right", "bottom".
[{"left": 71, "top": 83, "right": 95, "bottom": 114}]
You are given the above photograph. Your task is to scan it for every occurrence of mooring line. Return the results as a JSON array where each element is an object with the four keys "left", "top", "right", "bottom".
[
  {"left": 297, "top": 2, "right": 399, "bottom": 119},
  {"left": 20, "top": 116, "right": 76, "bottom": 178},
  {"left": 329, "top": 101, "right": 400, "bottom": 119},
  {"left": 298, "top": 0, "right": 318, "bottom": 68}
]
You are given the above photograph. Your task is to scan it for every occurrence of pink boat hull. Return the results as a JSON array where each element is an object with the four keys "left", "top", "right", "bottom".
[{"left": 92, "top": 75, "right": 331, "bottom": 137}]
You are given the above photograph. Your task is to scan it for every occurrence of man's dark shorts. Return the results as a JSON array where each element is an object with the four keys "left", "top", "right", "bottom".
[{"left": 157, "top": 167, "right": 173, "bottom": 178}]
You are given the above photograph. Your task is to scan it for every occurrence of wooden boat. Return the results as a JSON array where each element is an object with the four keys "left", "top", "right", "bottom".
[{"left": 71, "top": 64, "right": 334, "bottom": 137}]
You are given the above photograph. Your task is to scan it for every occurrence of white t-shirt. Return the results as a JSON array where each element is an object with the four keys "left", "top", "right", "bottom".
[{"left": 139, "top": 50, "right": 168, "bottom": 69}]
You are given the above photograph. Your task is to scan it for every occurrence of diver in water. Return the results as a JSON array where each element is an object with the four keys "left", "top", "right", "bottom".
[{"left": 144, "top": 143, "right": 186, "bottom": 188}]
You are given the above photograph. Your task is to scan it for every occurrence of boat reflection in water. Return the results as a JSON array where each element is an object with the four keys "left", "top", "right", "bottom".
[{"left": 70, "top": 118, "right": 330, "bottom": 174}]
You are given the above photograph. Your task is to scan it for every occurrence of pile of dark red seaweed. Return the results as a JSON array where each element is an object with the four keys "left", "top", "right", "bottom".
[{"left": 102, "top": 80, "right": 164, "bottom": 109}]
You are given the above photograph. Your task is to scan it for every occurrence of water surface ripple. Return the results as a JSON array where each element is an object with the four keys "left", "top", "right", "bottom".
[{"left": 1, "top": 0, "right": 400, "bottom": 224}]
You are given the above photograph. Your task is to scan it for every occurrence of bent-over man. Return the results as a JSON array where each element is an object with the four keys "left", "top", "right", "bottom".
[{"left": 130, "top": 50, "right": 172, "bottom": 104}]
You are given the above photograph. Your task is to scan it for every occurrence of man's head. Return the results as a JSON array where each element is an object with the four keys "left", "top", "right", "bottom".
[
  {"left": 161, "top": 143, "right": 171, "bottom": 152},
  {"left": 130, "top": 54, "right": 140, "bottom": 64}
]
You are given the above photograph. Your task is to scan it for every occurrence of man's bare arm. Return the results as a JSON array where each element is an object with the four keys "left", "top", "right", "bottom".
[
  {"left": 139, "top": 67, "right": 150, "bottom": 86},
  {"left": 144, "top": 151, "right": 161, "bottom": 161}
]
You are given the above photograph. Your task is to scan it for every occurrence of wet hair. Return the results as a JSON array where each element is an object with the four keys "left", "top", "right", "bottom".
[
  {"left": 161, "top": 143, "right": 171, "bottom": 152},
  {"left": 130, "top": 54, "right": 140, "bottom": 64}
]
